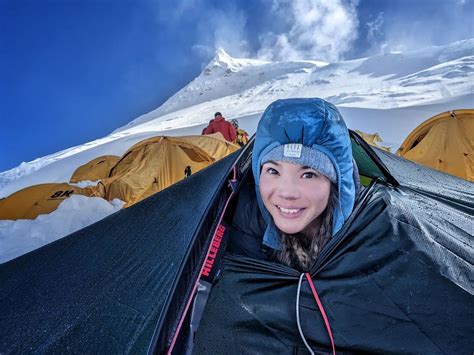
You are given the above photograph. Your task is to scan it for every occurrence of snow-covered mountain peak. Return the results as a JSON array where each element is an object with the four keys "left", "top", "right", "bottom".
[
  {"left": 207, "top": 48, "right": 236, "bottom": 69},
  {"left": 120, "top": 53, "right": 330, "bottom": 128},
  {"left": 119, "top": 38, "right": 473, "bottom": 132},
  {"left": 203, "top": 47, "right": 269, "bottom": 75},
  {"left": 214, "top": 47, "right": 231, "bottom": 61}
]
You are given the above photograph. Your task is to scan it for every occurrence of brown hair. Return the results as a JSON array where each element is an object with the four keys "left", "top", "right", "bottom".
[{"left": 275, "top": 183, "right": 338, "bottom": 272}]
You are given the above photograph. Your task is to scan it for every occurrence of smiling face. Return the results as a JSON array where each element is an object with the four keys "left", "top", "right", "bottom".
[{"left": 259, "top": 160, "right": 331, "bottom": 235}]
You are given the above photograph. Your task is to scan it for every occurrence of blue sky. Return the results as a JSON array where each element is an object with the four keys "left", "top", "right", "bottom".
[{"left": 1, "top": 0, "right": 473, "bottom": 172}]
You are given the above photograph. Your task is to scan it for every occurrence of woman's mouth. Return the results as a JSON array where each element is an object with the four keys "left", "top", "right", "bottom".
[{"left": 276, "top": 205, "right": 305, "bottom": 218}]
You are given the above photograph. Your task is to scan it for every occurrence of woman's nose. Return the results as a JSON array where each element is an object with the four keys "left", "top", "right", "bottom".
[{"left": 276, "top": 177, "right": 300, "bottom": 200}]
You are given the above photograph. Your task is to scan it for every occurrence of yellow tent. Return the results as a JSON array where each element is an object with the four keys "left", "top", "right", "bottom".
[
  {"left": 70, "top": 155, "right": 120, "bottom": 183},
  {"left": 177, "top": 132, "right": 239, "bottom": 157},
  {"left": 354, "top": 130, "right": 391, "bottom": 152},
  {"left": 397, "top": 109, "right": 474, "bottom": 182},
  {"left": 0, "top": 183, "right": 93, "bottom": 220},
  {"left": 102, "top": 134, "right": 239, "bottom": 206}
]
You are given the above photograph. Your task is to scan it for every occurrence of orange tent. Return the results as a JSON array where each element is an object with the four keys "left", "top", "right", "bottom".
[
  {"left": 101, "top": 134, "right": 239, "bottom": 206},
  {"left": 397, "top": 109, "right": 473, "bottom": 181},
  {"left": 0, "top": 183, "right": 94, "bottom": 220},
  {"left": 354, "top": 130, "right": 390, "bottom": 152}
]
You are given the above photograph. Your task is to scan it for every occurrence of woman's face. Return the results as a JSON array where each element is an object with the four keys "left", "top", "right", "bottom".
[{"left": 259, "top": 160, "right": 331, "bottom": 235}]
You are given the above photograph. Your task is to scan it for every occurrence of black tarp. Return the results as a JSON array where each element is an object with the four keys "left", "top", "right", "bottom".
[
  {"left": 0, "top": 150, "right": 240, "bottom": 353},
  {"left": 193, "top": 150, "right": 474, "bottom": 354}
]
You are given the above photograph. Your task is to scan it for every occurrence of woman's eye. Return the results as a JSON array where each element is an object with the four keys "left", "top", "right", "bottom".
[
  {"left": 266, "top": 167, "right": 279, "bottom": 175},
  {"left": 302, "top": 171, "right": 317, "bottom": 179}
]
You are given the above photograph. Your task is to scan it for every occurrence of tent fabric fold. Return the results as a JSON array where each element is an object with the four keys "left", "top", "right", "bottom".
[{"left": 69, "top": 155, "right": 120, "bottom": 183}]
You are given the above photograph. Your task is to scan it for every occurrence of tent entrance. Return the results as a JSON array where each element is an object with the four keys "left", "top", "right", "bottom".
[{"left": 160, "top": 133, "right": 397, "bottom": 354}]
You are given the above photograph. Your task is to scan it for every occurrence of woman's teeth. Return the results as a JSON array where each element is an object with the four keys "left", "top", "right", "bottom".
[{"left": 277, "top": 206, "right": 302, "bottom": 214}]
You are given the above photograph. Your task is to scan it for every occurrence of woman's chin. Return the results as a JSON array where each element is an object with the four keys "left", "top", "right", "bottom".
[{"left": 275, "top": 221, "right": 305, "bottom": 235}]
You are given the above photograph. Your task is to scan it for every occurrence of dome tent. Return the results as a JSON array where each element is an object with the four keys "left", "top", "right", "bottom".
[
  {"left": 0, "top": 183, "right": 93, "bottom": 220},
  {"left": 101, "top": 133, "right": 239, "bottom": 206},
  {"left": 397, "top": 109, "right": 473, "bottom": 181},
  {"left": 69, "top": 155, "right": 120, "bottom": 183}
]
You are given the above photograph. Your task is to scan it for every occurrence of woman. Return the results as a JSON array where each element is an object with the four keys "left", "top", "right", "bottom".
[{"left": 238, "top": 97, "right": 359, "bottom": 272}]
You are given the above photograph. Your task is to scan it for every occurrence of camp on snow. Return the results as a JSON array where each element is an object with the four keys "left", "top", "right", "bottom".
[
  {"left": 100, "top": 133, "right": 239, "bottom": 206},
  {"left": 0, "top": 128, "right": 472, "bottom": 354},
  {"left": 0, "top": 133, "right": 239, "bottom": 220},
  {"left": 397, "top": 109, "right": 473, "bottom": 182}
]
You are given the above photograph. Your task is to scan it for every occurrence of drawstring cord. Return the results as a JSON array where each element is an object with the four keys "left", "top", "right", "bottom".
[
  {"left": 296, "top": 273, "right": 336, "bottom": 355},
  {"left": 296, "top": 273, "right": 314, "bottom": 355}
]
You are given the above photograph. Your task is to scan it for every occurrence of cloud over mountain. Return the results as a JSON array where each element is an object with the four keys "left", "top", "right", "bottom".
[{"left": 257, "top": 0, "right": 359, "bottom": 61}]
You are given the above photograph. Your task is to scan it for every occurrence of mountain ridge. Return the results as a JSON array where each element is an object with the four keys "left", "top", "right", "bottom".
[{"left": 118, "top": 38, "right": 473, "bottom": 132}]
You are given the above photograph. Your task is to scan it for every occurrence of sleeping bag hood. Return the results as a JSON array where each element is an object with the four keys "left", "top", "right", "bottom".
[{"left": 252, "top": 98, "right": 356, "bottom": 249}]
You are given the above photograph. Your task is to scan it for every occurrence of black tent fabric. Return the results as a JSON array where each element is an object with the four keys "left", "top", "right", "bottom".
[
  {"left": 194, "top": 180, "right": 473, "bottom": 353},
  {"left": 175, "top": 138, "right": 473, "bottom": 354},
  {"left": 0, "top": 150, "right": 240, "bottom": 353},
  {"left": 192, "top": 141, "right": 473, "bottom": 354}
]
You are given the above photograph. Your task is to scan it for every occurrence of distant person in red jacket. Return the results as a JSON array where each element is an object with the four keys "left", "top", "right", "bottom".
[
  {"left": 203, "top": 112, "right": 237, "bottom": 142},
  {"left": 201, "top": 120, "right": 213, "bottom": 135}
]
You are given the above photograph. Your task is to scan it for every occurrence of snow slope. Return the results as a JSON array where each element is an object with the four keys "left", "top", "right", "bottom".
[
  {"left": 0, "top": 39, "right": 473, "bottom": 263},
  {"left": 119, "top": 39, "right": 474, "bottom": 131}
]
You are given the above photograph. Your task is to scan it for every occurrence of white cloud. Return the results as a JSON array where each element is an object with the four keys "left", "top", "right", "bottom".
[
  {"left": 366, "top": 1, "right": 474, "bottom": 55},
  {"left": 154, "top": 1, "right": 250, "bottom": 60},
  {"left": 155, "top": 0, "right": 472, "bottom": 64},
  {"left": 366, "top": 12, "right": 384, "bottom": 45},
  {"left": 161, "top": 0, "right": 360, "bottom": 63},
  {"left": 257, "top": 0, "right": 359, "bottom": 62},
  {"left": 191, "top": 3, "right": 250, "bottom": 60}
]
